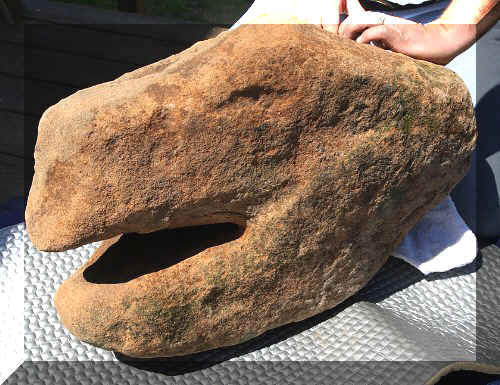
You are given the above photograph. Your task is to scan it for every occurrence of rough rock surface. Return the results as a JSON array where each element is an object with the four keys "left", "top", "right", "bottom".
[{"left": 27, "top": 23, "right": 475, "bottom": 358}]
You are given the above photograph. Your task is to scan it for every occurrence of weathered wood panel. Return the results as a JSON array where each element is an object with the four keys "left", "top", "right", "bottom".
[
  {"left": 0, "top": 24, "right": 24, "bottom": 44},
  {"left": 24, "top": 78, "right": 76, "bottom": 116},
  {"left": 21, "top": 1, "right": 228, "bottom": 43},
  {"left": 0, "top": 111, "right": 34, "bottom": 158},
  {"left": 22, "top": 0, "right": 182, "bottom": 24},
  {"left": 27, "top": 47, "right": 139, "bottom": 88},
  {"left": 0, "top": 42, "right": 23, "bottom": 77},
  {"left": 25, "top": 24, "right": 185, "bottom": 65},
  {"left": 0, "top": 153, "right": 24, "bottom": 204},
  {"left": 0, "top": 74, "right": 24, "bottom": 114}
]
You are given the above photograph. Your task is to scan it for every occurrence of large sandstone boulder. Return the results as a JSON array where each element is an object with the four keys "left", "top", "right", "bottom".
[{"left": 26, "top": 23, "right": 475, "bottom": 358}]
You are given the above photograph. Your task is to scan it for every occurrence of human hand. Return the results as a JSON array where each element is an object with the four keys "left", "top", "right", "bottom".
[{"left": 337, "top": 0, "right": 476, "bottom": 65}]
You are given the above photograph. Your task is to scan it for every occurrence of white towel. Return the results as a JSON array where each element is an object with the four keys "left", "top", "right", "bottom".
[{"left": 393, "top": 196, "right": 477, "bottom": 275}]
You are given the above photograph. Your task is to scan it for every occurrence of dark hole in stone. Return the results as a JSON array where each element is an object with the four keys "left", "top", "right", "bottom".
[{"left": 83, "top": 222, "right": 244, "bottom": 284}]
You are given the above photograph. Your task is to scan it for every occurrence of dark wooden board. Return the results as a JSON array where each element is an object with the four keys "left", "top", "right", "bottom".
[
  {"left": 24, "top": 157, "right": 35, "bottom": 199},
  {"left": 1, "top": 74, "right": 77, "bottom": 117},
  {"left": 0, "top": 41, "right": 24, "bottom": 77},
  {"left": 0, "top": 74, "right": 24, "bottom": 114},
  {"left": 26, "top": 46, "right": 140, "bottom": 88},
  {"left": 25, "top": 24, "right": 185, "bottom": 66},
  {"left": 84, "top": 24, "right": 229, "bottom": 45},
  {"left": 24, "top": 115, "right": 39, "bottom": 160},
  {"left": 25, "top": 76, "right": 76, "bottom": 117},
  {"left": 0, "top": 24, "right": 24, "bottom": 44},
  {"left": 0, "top": 153, "right": 24, "bottom": 204},
  {"left": 0, "top": 111, "right": 35, "bottom": 158},
  {"left": 22, "top": 0, "right": 182, "bottom": 24},
  {"left": 21, "top": 1, "right": 228, "bottom": 44}
]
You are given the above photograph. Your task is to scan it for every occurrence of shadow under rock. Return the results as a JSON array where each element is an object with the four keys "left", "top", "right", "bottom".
[
  {"left": 115, "top": 253, "right": 481, "bottom": 376},
  {"left": 83, "top": 222, "right": 244, "bottom": 284},
  {"left": 113, "top": 256, "right": 445, "bottom": 376},
  {"left": 425, "top": 252, "right": 482, "bottom": 282},
  {"left": 112, "top": 238, "right": 480, "bottom": 376},
  {"left": 114, "top": 292, "right": 359, "bottom": 376}
]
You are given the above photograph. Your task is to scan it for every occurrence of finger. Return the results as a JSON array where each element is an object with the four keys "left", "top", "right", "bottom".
[
  {"left": 338, "top": 12, "right": 382, "bottom": 39},
  {"left": 339, "top": 22, "right": 375, "bottom": 40},
  {"left": 356, "top": 24, "right": 390, "bottom": 44},
  {"left": 339, "top": 0, "right": 346, "bottom": 15}
]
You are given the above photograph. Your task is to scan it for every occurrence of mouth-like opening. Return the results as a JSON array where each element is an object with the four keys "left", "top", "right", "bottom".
[{"left": 83, "top": 222, "right": 245, "bottom": 284}]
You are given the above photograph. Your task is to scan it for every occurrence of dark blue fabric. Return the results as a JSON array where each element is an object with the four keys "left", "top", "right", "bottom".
[
  {"left": 386, "top": 0, "right": 450, "bottom": 23},
  {"left": 450, "top": 20, "right": 500, "bottom": 241},
  {"left": 0, "top": 197, "right": 25, "bottom": 229},
  {"left": 451, "top": 76, "right": 500, "bottom": 240},
  {"left": 391, "top": 2, "right": 500, "bottom": 241}
]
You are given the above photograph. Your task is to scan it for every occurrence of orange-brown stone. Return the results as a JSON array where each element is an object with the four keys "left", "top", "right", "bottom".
[{"left": 26, "top": 24, "right": 475, "bottom": 358}]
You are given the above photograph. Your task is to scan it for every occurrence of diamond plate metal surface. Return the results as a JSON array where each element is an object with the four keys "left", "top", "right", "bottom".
[
  {"left": 17, "top": 219, "right": 478, "bottom": 364},
  {"left": 0, "top": 224, "right": 24, "bottom": 383},
  {"left": 0, "top": 222, "right": 494, "bottom": 384}
]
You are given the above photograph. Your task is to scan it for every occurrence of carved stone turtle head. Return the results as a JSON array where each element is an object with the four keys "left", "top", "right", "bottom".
[{"left": 26, "top": 23, "right": 475, "bottom": 358}]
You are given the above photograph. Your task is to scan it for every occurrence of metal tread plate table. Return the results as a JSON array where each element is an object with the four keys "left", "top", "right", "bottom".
[{"left": 1, "top": 223, "right": 499, "bottom": 384}]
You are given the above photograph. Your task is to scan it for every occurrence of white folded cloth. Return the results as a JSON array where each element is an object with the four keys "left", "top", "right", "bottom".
[{"left": 393, "top": 196, "right": 477, "bottom": 275}]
